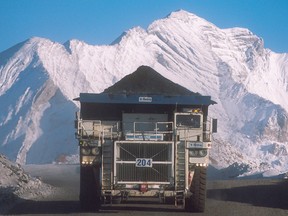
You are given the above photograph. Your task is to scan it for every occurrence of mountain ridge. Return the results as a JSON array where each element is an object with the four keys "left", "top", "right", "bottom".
[{"left": 0, "top": 10, "right": 287, "bottom": 177}]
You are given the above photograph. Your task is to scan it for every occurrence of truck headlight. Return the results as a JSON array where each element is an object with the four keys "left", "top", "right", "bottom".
[
  {"left": 199, "top": 149, "right": 207, "bottom": 157},
  {"left": 189, "top": 149, "right": 208, "bottom": 157},
  {"left": 91, "top": 147, "right": 100, "bottom": 156},
  {"left": 189, "top": 150, "right": 198, "bottom": 157},
  {"left": 81, "top": 147, "right": 91, "bottom": 155}
]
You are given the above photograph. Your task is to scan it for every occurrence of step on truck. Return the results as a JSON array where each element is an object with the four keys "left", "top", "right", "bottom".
[{"left": 74, "top": 92, "right": 217, "bottom": 212}]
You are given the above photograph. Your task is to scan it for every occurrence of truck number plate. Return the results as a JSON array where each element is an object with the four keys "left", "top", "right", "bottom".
[{"left": 136, "top": 158, "right": 152, "bottom": 167}]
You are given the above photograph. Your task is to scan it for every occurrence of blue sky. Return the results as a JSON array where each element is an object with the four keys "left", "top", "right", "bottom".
[{"left": 0, "top": 0, "right": 287, "bottom": 53}]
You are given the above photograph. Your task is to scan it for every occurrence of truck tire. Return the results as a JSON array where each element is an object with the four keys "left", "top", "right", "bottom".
[
  {"left": 185, "top": 166, "right": 207, "bottom": 212},
  {"left": 80, "top": 165, "right": 101, "bottom": 212}
]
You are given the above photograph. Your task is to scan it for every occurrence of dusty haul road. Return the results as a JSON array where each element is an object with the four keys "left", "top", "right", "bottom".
[{"left": 7, "top": 165, "right": 288, "bottom": 216}]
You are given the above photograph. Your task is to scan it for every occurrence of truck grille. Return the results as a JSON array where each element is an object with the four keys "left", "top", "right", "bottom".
[{"left": 114, "top": 141, "right": 174, "bottom": 183}]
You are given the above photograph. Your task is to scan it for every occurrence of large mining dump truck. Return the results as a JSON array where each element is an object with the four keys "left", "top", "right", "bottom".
[{"left": 74, "top": 66, "right": 217, "bottom": 212}]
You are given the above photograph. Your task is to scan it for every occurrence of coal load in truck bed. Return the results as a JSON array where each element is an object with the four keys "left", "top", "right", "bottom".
[{"left": 103, "top": 65, "right": 199, "bottom": 96}]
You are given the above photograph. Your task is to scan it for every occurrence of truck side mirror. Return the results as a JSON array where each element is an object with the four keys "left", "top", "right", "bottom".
[{"left": 212, "top": 119, "right": 217, "bottom": 133}]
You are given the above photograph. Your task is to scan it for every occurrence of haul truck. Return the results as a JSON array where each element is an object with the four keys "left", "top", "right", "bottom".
[{"left": 74, "top": 92, "right": 217, "bottom": 212}]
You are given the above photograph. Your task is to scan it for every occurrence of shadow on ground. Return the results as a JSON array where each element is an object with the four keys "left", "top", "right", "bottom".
[
  {"left": 207, "top": 180, "right": 288, "bottom": 209},
  {"left": 8, "top": 200, "right": 82, "bottom": 215},
  {"left": 8, "top": 198, "right": 184, "bottom": 215}
]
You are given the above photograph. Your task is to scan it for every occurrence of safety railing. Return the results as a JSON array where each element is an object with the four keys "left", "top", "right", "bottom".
[
  {"left": 76, "top": 120, "right": 120, "bottom": 141},
  {"left": 125, "top": 121, "right": 174, "bottom": 141}
]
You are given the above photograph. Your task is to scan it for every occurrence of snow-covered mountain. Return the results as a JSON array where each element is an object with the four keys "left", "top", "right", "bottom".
[{"left": 0, "top": 10, "right": 287, "bottom": 177}]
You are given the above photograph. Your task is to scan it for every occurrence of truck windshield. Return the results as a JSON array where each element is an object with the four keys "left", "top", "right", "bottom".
[{"left": 176, "top": 115, "right": 201, "bottom": 128}]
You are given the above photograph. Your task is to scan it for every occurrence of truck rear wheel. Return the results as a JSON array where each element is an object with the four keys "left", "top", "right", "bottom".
[
  {"left": 80, "top": 166, "right": 101, "bottom": 212},
  {"left": 185, "top": 166, "right": 207, "bottom": 212}
]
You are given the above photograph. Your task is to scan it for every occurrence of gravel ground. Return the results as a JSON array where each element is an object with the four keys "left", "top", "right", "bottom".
[{"left": 5, "top": 164, "right": 288, "bottom": 216}]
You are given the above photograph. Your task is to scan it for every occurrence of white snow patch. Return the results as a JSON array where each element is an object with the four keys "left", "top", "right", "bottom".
[
  {"left": 0, "top": 105, "right": 13, "bottom": 127},
  {"left": 15, "top": 87, "right": 32, "bottom": 115}
]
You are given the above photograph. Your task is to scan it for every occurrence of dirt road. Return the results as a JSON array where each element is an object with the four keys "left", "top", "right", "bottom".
[{"left": 7, "top": 165, "right": 288, "bottom": 216}]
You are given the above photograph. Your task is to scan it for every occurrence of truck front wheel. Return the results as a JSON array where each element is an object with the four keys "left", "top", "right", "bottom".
[
  {"left": 185, "top": 166, "right": 207, "bottom": 212},
  {"left": 80, "top": 165, "right": 101, "bottom": 212}
]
